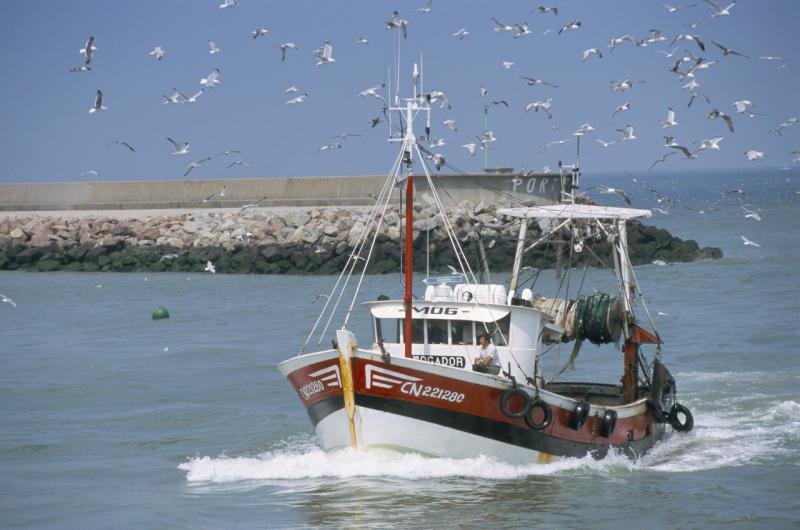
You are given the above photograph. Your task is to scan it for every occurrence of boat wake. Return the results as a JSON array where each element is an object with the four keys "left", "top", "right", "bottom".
[{"left": 180, "top": 387, "right": 799, "bottom": 483}]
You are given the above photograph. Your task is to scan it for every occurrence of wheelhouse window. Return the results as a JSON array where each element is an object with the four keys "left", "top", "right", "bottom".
[
  {"left": 481, "top": 315, "right": 510, "bottom": 346},
  {"left": 450, "top": 320, "right": 475, "bottom": 345},
  {"left": 375, "top": 318, "right": 400, "bottom": 343},
  {"left": 427, "top": 320, "right": 448, "bottom": 344}
]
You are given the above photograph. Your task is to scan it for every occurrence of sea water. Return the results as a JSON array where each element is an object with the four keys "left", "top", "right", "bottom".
[{"left": 1, "top": 170, "right": 799, "bottom": 528}]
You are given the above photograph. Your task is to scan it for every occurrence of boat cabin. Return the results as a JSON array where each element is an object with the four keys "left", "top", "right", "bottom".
[{"left": 363, "top": 282, "right": 562, "bottom": 381}]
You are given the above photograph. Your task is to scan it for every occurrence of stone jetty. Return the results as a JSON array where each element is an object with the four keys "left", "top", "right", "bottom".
[{"left": 0, "top": 199, "right": 722, "bottom": 274}]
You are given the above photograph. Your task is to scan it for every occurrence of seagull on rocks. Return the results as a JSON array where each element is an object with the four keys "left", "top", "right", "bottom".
[
  {"left": 89, "top": 89, "right": 107, "bottom": 113},
  {"left": 708, "top": 109, "right": 734, "bottom": 132},
  {"left": 744, "top": 150, "right": 765, "bottom": 161},
  {"left": 149, "top": 46, "right": 166, "bottom": 60},
  {"left": 166, "top": 137, "right": 190, "bottom": 155},
  {"left": 208, "top": 40, "right": 221, "bottom": 54},
  {"left": 740, "top": 235, "right": 760, "bottom": 247},
  {"left": 80, "top": 36, "right": 97, "bottom": 65},
  {"left": 661, "top": 107, "right": 678, "bottom": 128},
  {"left": 313, "top": 41, "right": 335, "bottom": 65},
  {"left": 617, "top": 125, "right": 636, "bottom": 140},
  {"left": 200, "top": 68, "right": 221, "bottom": 89},
  {"left": 205, "top": 260, "right": 216, "bottom": 273}
]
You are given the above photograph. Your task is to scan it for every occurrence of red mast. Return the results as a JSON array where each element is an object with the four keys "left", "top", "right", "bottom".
[{"left": 403, "top": 167, "right": 414, "bottom": 358}]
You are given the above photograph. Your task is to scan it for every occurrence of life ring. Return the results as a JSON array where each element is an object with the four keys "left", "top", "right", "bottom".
[
  {"left": 668, "top": 403, "right": 694, "bottom": 433},
  {"left": 524, "top": 398, "right": 553, "bottom": 430},
  {"left": 599, "top": 409, "right": 618, "bottom": 438},
  {"left": 570, "top": 400, "right": 591, "bottom": 430},
  {"left": 499, "top": 388, "right": 530, "bottom": 418}
]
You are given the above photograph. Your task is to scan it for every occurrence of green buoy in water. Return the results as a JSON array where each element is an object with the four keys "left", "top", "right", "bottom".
[{"left": 152, "top": 306, "right": 170, "bottom": 320}]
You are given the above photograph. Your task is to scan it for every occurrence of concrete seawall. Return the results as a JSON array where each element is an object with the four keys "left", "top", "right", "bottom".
[{"left": 0, "top": 172, "right": 564, "bottom": 211}]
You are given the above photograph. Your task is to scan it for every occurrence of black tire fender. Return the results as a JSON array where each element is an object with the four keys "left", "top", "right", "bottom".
[
  {"left": 570, "top": 400, "right": 591, "bottom": 430},
  {"left": 599, "top": 409, "right": 618, "bottom": 438},
  {"left": 669, "top": 403, "right": 694, "bottom": 433},
  {"left": 524, "top": 398, "right": 553, "bottom": 430},
  {"left": 499, "top": 387, "right": 530, "bottom": 419}
]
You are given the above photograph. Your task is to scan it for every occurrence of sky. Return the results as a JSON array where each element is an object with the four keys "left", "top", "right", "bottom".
[{"left": 0, "top": 0, "right": 798, "bottom": 184}]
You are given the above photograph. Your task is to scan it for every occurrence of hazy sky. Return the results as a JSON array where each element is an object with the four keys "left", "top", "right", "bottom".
[{"left": 1, "top": 0, "right": 798, "bottom": 183}]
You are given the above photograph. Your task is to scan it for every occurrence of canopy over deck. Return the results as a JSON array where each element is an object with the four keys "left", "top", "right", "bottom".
[{"left": 498, "top": 204, "right": 651, "bottom": 220}]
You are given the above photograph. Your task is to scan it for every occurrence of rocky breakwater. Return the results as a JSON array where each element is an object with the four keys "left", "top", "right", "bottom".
[{"left": 0, "top": 200, "right": 721, "bottom": 274}]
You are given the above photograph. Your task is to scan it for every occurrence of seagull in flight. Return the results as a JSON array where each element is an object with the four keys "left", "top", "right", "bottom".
[
  {"left": 521, "top": 76, "right": 558, "bottom": 88},
  {"left": 617, "top": 125, "right": 636, "bottom": 141},
  {"left": 742, "top": 207, "right": 762, "bottom": 222},
  {"left": 534, "top": 6, "right": 558, "bottom": 15},
  {"left": 317, "top": 142, "right": 342, "bottom": 152},
  {"left": 89, "top": 89, "right": 107, "bottom": 113},
  {"left": 226, "top": 160, "right": 251, "bottom": 169},
  {"left": 69, "top": 65, "right": 91, "bottom": 73},
  {"left": 386, "top": 10, "right": 409, "bottom": 38},
  {"left": 771, "top": 117, "right": 797, "bottom": 135},
  {"left": 597, "top": 185, "right": 632, "bottom": 205},
  {"left": 513, "top": 22, "right": 532, "bottom": 39},
  {"left": 573, "top": 123, "right": 594, "bottom": 136},
  {"left": 184, "top": 157, "right": 212, "bottom": 176},
  {"left": 612, "top": 102, "right": 630, "bottom": 118},
  {"left": 105, "top": 140, "right": 135, "bottom": 152},
  {"left": 670, "top": 33, "right": 705, "bottom": 51},
  {"left": 663, "top": 3, "right": 698, "bottom": 12},
  {"left": 80, "top": 170, "right": 99, "bottom": 178},
  {"left": 462, "top": 143, "right": 477, "bottom": 155},
  {"left": 596, "top": 139, "right": 616, "bottom": 149},
  {"left": 703, "top": 0, "right": 736, "bottom": 17},
  {"left": 286, "top": 93, "right": 309, "bottom": 105},
  {"left": 744, "top": 150, "right": 765, "bottom": 161},
  {"left": 545, "top": 138, "right": 570, "bottom": 149},
  {"left": 0, "top": 294, "right": 16, "bottom": 308},
  {"left": 649, "top": 152, "right": 677, "bottom": 170},
  {"left": 200, "top": 68, "right": 221, "bottom": 89},
  {"left": 696, "top": 136, "right": 723, "bottom": 150},
  {"left": 501, "top": 60, "right": 514, "bottom": 69},
  {"left": 525, "top": 98, "right": 554, "bottom": 119},
  {"left": 279, "top": 42, "right": 298, "bottom": 61},
  {"left": 176, "top": 88, "right": 204, "bottom": 104},
  {"left": 149, "top": 46, "right": 166, "bottom": 60},
  {"left": 740, "top": 235, "right": 760, "bottom": 248},
  {"left": 661, "top": 107, "right": 678, "bottom": 128},
  {"left": 708, "top": 109, "right": 734, "bottom": 132},
  {"left": 355, "top": 36, "right": 368, "bottom": 45},
  {"left": 416, "top": 0, "right": 432, "bottom": 13},
  {"left": 442, "top": 119, "right": 458, "bottom": 132},
  {"left": 558, "top": 20, "right": 582, "bottom": 34},
  {"left": 452, "top": 28, "right": 470, "bottom": 40},
  {"left": 166, "top": 137, "right": 190, "bottom": 155},
  {"left": 670, "top": 144, "right": 699, "bottom": 159},
  {"left": 712, "top": 41, "right": 748, "bottom": 58},
  {"left": 492, "top": 17, "right": 514, "bottom": 33},
  {"left": 80, "top": 36, "right": 97, "bottom": 65},
  {"left": 582, "top": 48, "right": 603, "bottom": 61},
  {"left": 688, "top": 91, "right": 711, "bottom": 107},
  {"left": 208, "top": 40, "right": 221, "bottom": 54},
  {"left": 733, "top": 100, "right": 761, "bottom": 117},
  {"left": 205, "top": 260, "right": 217, "bottom": 273},
  {"left": 313, "top": 41, "right": 335, "bottom": 65},
  {"left": 219, "top": 0, "right": 238, "bottom": 9},
  {"left": 251, "top": 27, "right": 268, "bottom": 39}
]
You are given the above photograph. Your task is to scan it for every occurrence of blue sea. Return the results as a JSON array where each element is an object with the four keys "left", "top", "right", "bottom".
[{"left": 1, "top": 169, "right": 799, "bottom": 528}]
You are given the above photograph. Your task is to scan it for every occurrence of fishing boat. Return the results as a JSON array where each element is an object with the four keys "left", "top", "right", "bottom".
[{"left": 278, "top": 65, "right": 693, "bottom": 464}]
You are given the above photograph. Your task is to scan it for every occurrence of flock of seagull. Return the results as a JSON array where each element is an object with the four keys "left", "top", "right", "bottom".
[{"left": 63, "top": 0, "right": 796, "bottom": 251}]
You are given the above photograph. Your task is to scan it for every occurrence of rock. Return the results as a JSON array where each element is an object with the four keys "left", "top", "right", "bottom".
[{"left": 10, "top": 228, "right": 28, "bottom": 240}]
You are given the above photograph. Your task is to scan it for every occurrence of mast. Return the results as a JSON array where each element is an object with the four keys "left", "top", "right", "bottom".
[
  {"left": 403, "top": 153, "right": 414, "bottom": 359},
  {"left": 616, "top": 219, "right": 638, "bottom": 403}
]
